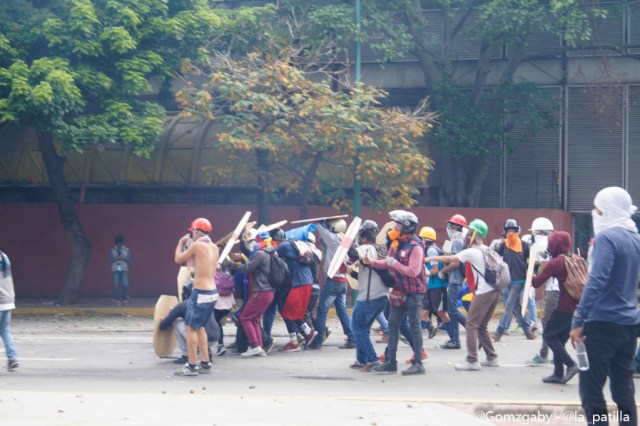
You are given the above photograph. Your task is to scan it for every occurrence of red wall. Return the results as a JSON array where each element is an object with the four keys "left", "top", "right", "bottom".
[{"left": 0, "top": 204, "right": 572, "bottom": 298}]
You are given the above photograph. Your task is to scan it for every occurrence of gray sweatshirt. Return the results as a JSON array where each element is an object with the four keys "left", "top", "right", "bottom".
[{"left": 0, "top": 251, "right": 15, "bottom": 310}]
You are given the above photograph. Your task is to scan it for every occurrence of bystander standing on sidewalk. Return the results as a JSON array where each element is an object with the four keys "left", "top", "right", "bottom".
[
  {"left": 0, "top": 250, "right": 18, "bottom": 371},
  {"left": 110, "top": 236, "right": 131, "bottom": 306}
]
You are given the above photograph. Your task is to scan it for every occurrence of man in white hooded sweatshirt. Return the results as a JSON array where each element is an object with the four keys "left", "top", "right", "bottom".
[{"left": 570, "top": 187, "right": 640, "bottom": 426}]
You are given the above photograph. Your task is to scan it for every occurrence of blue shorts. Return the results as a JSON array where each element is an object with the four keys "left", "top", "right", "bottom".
[{"left": 184, "top": 289, "right": 217, "bottom": 329}]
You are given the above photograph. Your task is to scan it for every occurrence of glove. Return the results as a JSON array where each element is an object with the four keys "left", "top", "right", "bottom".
[
  {"left": 221, "top": 259, "right": 237, "bottom": 272},
  {"left": 385, "top": 257, "right": 397, "bottom": 268},
  {"left": 438, "top": 270, "right": 446, "bottom": 280}
]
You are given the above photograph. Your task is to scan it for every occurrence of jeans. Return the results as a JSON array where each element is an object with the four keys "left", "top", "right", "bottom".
[
  {"left": 376, "top": 311, "right": 389, "bottom": 335},
  {"left": 313, "top": 279, "right": 353, "bottom": 347},
  {"left": 465, "top": 290, "right": 499, "bottom": 363},
  {"left": 497, "top": 283, "right": 530, "bottom": 334},
  {"left": 0, "top": 310, "right": 16, "bottom": 360},
  {"left": 351, "top": 296, "right": 388, "bottom": 365},
  {"left": 526, "top": 293, "right": 538, "bottom": 326},
  {"left": 446, "top": 282, "right": 466, "bottom": 345},
  {"left": 386, "top": 293, "right": 423, "bottom": 365},
  {"left": 112, "top": 270, "right": 129, "bottom": 302},
  {"left": 542, "top": 311, "right": 575, "bottom": 378},
  {"left": 580, "top": 321, "right": 638, "bottom": 426},
  {"left": 262, "top": 286, "right": 288, "bottom": 337}
]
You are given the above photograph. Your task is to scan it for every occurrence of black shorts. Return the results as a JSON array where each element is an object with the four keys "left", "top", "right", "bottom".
[
  {"left": 184, "top": 289, "right": 217, "bottom": 329},
  {"left": 426, "top": 287, "right": 448, "bottom": 312}
]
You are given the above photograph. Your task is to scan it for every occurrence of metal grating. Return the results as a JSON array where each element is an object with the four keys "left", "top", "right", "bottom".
[
  {"left": 568, "top": 3, "right": 625, "bottom": 57},
  {"left": 567, "top": 86, "right": 624, "bottom": 211},
  {"left": 627, "top": 86, "right": 640, "bottom": 203}
]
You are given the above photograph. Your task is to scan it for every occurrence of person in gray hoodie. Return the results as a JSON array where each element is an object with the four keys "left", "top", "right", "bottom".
[{"left": 0, "top": 250, "right": 18, "bottom": 370}]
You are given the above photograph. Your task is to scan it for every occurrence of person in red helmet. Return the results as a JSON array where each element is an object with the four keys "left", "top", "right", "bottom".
[
  {"left": 174, "top": 217, "right": 219, "bottom": 376},
  {"left": 438, "top": 214, "right": 468, "bottom": 350}
]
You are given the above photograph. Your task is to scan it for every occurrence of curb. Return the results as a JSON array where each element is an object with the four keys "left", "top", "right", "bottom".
[{"left": 13, "top": 306, "right": 154, "bottom": 317}]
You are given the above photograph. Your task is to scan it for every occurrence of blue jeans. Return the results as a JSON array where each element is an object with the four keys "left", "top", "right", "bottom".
[
  {"left": 351, "top": 296, "right": 388, "bottom": 364},
  {"left": 446, "top": 282, "right": 467, "bottom": 345},
  {"left": 497, "top": 283, "right": 530, "bottom": 334},
  {"left": 386, "top": 293, "right": 424, "bottom": 364},
  {"left": 376, "top": 311, "right": 389, "bottom": 335},
  {"left": 312, "top": 279, "right": 353, "bottom": 347},
  {"left": 112, "top": 270, "right": 129, "bottom": 301},
  {"left": 0, "top": 310, "right": 16, "bottom": 360}
]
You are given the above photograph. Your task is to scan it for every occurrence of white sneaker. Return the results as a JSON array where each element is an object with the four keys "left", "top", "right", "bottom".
[
  {"left": 258, "top": 349, "right": 267, "bottom": 357},
  {"left": 455, "top": 361, "right": 481, "bottom": 371},
  {"left": 480, "top": 358, "right": 499, "bottom": 367},
  {"left": 241, "top": 346, "right": 264, "bottom": 357}
]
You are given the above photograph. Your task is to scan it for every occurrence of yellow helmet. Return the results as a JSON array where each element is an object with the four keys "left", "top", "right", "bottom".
[{"left": 418, "top": 226, "right": 436, "bottom": 241}]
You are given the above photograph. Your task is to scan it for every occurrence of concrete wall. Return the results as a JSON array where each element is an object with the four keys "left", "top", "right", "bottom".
[{"left": 0, "top": 204, "right": 572, "bottom": 299}]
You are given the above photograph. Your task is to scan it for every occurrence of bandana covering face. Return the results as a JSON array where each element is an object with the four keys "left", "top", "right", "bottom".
[
  {"left": 592, "top": 186, "right": 638, "bottom": 235},
  {"left": 505, "top": 232, "right": 522, "bottom": 253}
]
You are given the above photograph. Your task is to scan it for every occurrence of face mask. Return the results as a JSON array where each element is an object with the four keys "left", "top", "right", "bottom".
[
  {"left": 592, "top": 209, "right": 606, "bottom": 235},
  {"left": 387, "top": 228, "right": 400, "bottom": 241},
  {"left": 246, "top": 240, "right": 257, "bottom": 252},
  {"left": 447, "top": 229, "right": 461, "bottom": 240}
]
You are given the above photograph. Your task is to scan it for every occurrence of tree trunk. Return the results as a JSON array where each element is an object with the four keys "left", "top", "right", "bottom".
[
  {"left": 256, "top": 149, "right": 270, "bottom": 224},
  {"left": 37, "top": 130, "right": 91, "bottom": 304},
  {"left": 299, "top": 153, "right": 323, "bottom": 219}
]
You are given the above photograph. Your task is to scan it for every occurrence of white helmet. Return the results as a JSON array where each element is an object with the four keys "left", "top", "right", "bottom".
[
  {"left": 328, "top": 219, "right": 347, "bottom": 233},
  {"left": 530, "top": 217, "right": 554, "bottom": 233},
  {"left": 307, "top": 232, "right": 316, "bottom": 244},
  {"left": 242, "top": 228, "right": 258, "bottom": 242}
]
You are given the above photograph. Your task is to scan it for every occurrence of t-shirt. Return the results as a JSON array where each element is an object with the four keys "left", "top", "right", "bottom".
[
  {"left": 456, "top": 246, "right": 495, "bottom": 295},
  {"left": 426, "top": 246, "right": 447, "bottom": 289},
  {"left": 448, "top": 237, "right": 465, "bottom": 284},
  {"left": 354, "top": 244, "right": 389, "bottom": 301}
]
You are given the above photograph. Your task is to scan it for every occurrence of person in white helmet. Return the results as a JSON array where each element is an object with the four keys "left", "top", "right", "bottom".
[{"left": 525, "top": 217, "right": 559, "bottom": 366}]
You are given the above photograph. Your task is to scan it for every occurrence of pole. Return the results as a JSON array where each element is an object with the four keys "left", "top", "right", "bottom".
[{"left": 353, "top": 0, "right": 362, "bottom": 217}]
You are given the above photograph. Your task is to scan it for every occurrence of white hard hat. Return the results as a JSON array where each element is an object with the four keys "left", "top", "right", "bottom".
[
  {"left": 328, "top": 219, "right": 347, "bottom": 234},
  {"left": 307, "top": 232, "right": 316, "bottom": 243},
  {"left": 242, "top": 228, "right": 258, "bottom": 242},
  {"left": 530, "top": 217, "right": 554, "bottom": 232}
]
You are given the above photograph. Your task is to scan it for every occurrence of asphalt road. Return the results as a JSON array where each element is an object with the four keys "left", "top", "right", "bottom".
[{"left": 0, "top": 315, "right": 634, "bottom": 426}]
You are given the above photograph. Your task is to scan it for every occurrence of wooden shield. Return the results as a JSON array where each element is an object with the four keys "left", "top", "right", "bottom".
[{"left": 152, "top": 295, "right": 179, "bottom": 357}]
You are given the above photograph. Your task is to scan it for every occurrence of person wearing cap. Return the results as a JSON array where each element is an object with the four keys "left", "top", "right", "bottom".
[
  {"left": 439, "top": 214, "right": 468, "bottom": 350},
  {"left": 365, "top": 210, "right": 427, "bottom": 376},
  {"left": 491, "top": 219, "right": 537, "bottom": 342},
  {"left": 418, "top": 226, "right": 450, "bottom": 340},
  {"left": 109, "top": 235, "right": 131, "bottom": 306},
  {"left": 570, "top": 187, "right": 640, "bottom": 425},
  {"left": 426, "top": 219, "right": 501, "bottom": 371},
  {"left": 174, "top": 217, "right": 219, "bottom": 376}
]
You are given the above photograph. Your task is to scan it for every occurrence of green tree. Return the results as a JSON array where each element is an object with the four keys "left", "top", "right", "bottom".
[
  {"left": 355, "top": 0, "right": 606, "bottom": 206},
  {"left": 0, "top": 0, "right": 232, "bottom": 303}
]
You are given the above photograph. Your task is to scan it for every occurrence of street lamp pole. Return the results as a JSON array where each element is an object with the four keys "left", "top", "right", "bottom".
[{"left": 353, "top": 0, "right": 362, "bottom": 217}]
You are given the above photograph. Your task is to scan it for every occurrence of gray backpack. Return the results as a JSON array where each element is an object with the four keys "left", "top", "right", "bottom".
[{"left": 471, "top": 247, "right": 511, "bottom": 290}]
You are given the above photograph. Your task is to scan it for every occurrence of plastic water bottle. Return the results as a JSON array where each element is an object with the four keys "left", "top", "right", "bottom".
[{"left": 576, "top": 341, "right": 590, "bottom": 371}]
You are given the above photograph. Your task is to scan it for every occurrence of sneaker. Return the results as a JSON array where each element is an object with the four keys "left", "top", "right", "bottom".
[
  {"left": 303, "top": 330, "right": 318, "bottom": 348},
  {"left": 561, "top": 365, "right": 580, "bottom": 384},
  {"left": 428, "top": 326, "right": 438, "bottom": 339},
  {"left": 265, "top": 339, "right": 277, "bottom": 354},
  {"left": 378, "top": 353, "right": 385, "bottom": 362},
  {"left": 455, "top": 361, "right": 481, "bottom": 371},
  {"left": 525, "top": 331, "right": 537, "bottom": 340},
  {"left": 490, "top": 331, "right": 502, "bottom": 342},
  {"left": 542, "top": 374, "right": 563, "bottom": 384},
  {"left": 372, "top": 361, "right": 397, "bottom": 373},
  {"left": 173, "top": 355, "right": 188, "bottom": 365},
  {"left": 7, "top": 359, "right": 18, "bottom": 370},
  {"left": 402, "top": 363, "right": 426, "bottom": 376},
  {"left": 526, "top": 354, "right": 550, "bottom": 366},
  {"left": 323, "top": 327, "right": 332, "bottom": 342},
  {"left": 279, "top": 342, "right": 301, "bottom": 353},
  {"left": 175, "top": 364, "right": 199, "bottom": 376},
  {"left": 225, "top": 342, "right": 237, "bottom": 350},
  {"left": 480, "top": 358, "right": 499, "bottom": 367},
  {"left": 296, "top": 333, "right": 305, "bottom": 346},
  {"left": 406, "top": 350, "right": 429, "bottom": 364},
  {"left": 360, "top": 362, "right": 380, "bottom": 372},
  {"left": 440, "top": 341, "right": 461, "bottom": 350},
  {"left": 338, "top": 341, "right": 356, "bottom": 349},
  {"left": 350, "top": 361, "right": 365, "bottom": 369},
  {"left": 216, "top": 345, "right": 227, "bottom": 356},
  {"left": 375, "top": 335, "right": 389, "bottom": 344},
  {"left": 199, "top": 362, "right": 212, "bottom": 374},
  {"left": 241, "top": 346, "right": 264, "bottom": 357}
]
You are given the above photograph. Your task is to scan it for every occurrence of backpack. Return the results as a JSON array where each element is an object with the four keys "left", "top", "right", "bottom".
[
  {"left": 291, "top": 240, "right": 314, "bottom": 266},
  {"left": 471, "top": 247, "right": 511, "bottom": 290},
  {"left": 215, "top": 270, "right": 235, "bottom": 297},
  {"left": 369, "top": 244, "right": 395, "bottom": 288},
  {"left": 562, "top": 253, "right": 589, "bottom": 300},
  {"left": 266, "top": 249, "right": 290, "bottom": 289}
]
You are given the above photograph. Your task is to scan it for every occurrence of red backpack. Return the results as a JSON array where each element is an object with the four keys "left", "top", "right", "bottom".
[{"left": 562, "top": 253, "right": 589, "bottom": 300}]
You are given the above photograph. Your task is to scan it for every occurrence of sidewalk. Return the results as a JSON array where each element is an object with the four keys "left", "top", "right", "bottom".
[{"left": 14, "top": 297, "right": 522, "bottom": 318}]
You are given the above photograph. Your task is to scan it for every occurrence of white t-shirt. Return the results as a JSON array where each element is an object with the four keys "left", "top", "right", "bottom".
[{"left": 456, "top": 245, "right": 495, "bottom": 295}]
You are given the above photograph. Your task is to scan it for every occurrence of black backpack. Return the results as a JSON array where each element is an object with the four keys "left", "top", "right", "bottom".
[
  {"left": 370, "top": 244, "right": 396, "bottom": 288},
  {"left": 266, "top": 249, "right": 290, "bottom": 289}
]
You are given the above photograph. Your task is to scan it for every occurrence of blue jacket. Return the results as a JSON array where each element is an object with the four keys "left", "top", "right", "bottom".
[
  {"left": 572, "top": 227, "right": 640, "bottom": 328},
  {"left": 277, "top": 241, "right": 313, "bottom": 287}
]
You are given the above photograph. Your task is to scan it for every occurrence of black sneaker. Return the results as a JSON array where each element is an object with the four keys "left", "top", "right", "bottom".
[
  {"left": 216, "top": 345, "right": 227, "bottom": 356},
  {"left": 338, "top": 341, "right": 356, "bottom": 349},
  {"left": 372, "top": 361, "right": 398, "bottom": 373},
  {"left": 561, "top": 365, "right": 580, "bottom": 384},
  {"left": 173, "top": 355, "right": 188, "bottom": 365},
  {"left": 199, "top": 362, "right": 212, "bottom": 374},
  {"left": 440, "top": 341, "right": 461, "bottom": 350},
  {"left": 7, "top": 359, "right": 18, "bottom": 370},
  {"left": 542, "top": 374, "right": 563, "bottom": 384},
  {"left": 402, "top": 363, "right": 425, "bottom": 376}
]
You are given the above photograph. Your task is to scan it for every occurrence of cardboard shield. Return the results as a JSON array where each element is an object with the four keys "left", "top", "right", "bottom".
[
  {"left": 376, "top": 221, "right": 395, "bottom": 246},
  {"left": 218, "top": 211, "right": 252, "bottom": 265},
  {"left": 521, "top": 242, "right": 541, "bottom": 317},
  {"left": 327, "top": 217, "right": 362, "bottom": 279},
  {"left": 152, "top": 295, "right": 179, "bottom": 357},
  {"left": 289, "top": 214, "right": 348, "bottom": 225}
]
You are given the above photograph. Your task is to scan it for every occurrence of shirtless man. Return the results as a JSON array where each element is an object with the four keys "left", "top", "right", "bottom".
[{"left": 174, "top": 217, "right": 219, "bottom": 376}]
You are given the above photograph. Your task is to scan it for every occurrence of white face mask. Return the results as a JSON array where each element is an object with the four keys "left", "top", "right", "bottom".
[
  {"left": 592, "top": 209, "right": 606, "bottom": 236},
  {"left": 447, "top": 229, "right": 461, "bottom": 240}
]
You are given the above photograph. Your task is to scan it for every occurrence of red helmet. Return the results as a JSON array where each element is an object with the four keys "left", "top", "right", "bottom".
[
  {"left": 447, "top": 214, "right": 467, "bottom": 227},
  {"left": 189, "top": 217, "right": 212, "bottom": 232}
]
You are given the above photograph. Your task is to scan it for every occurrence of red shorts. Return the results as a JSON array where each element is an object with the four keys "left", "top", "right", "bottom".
[{"left": 282, "top": 284, "right": 312, "bottom": 320}]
